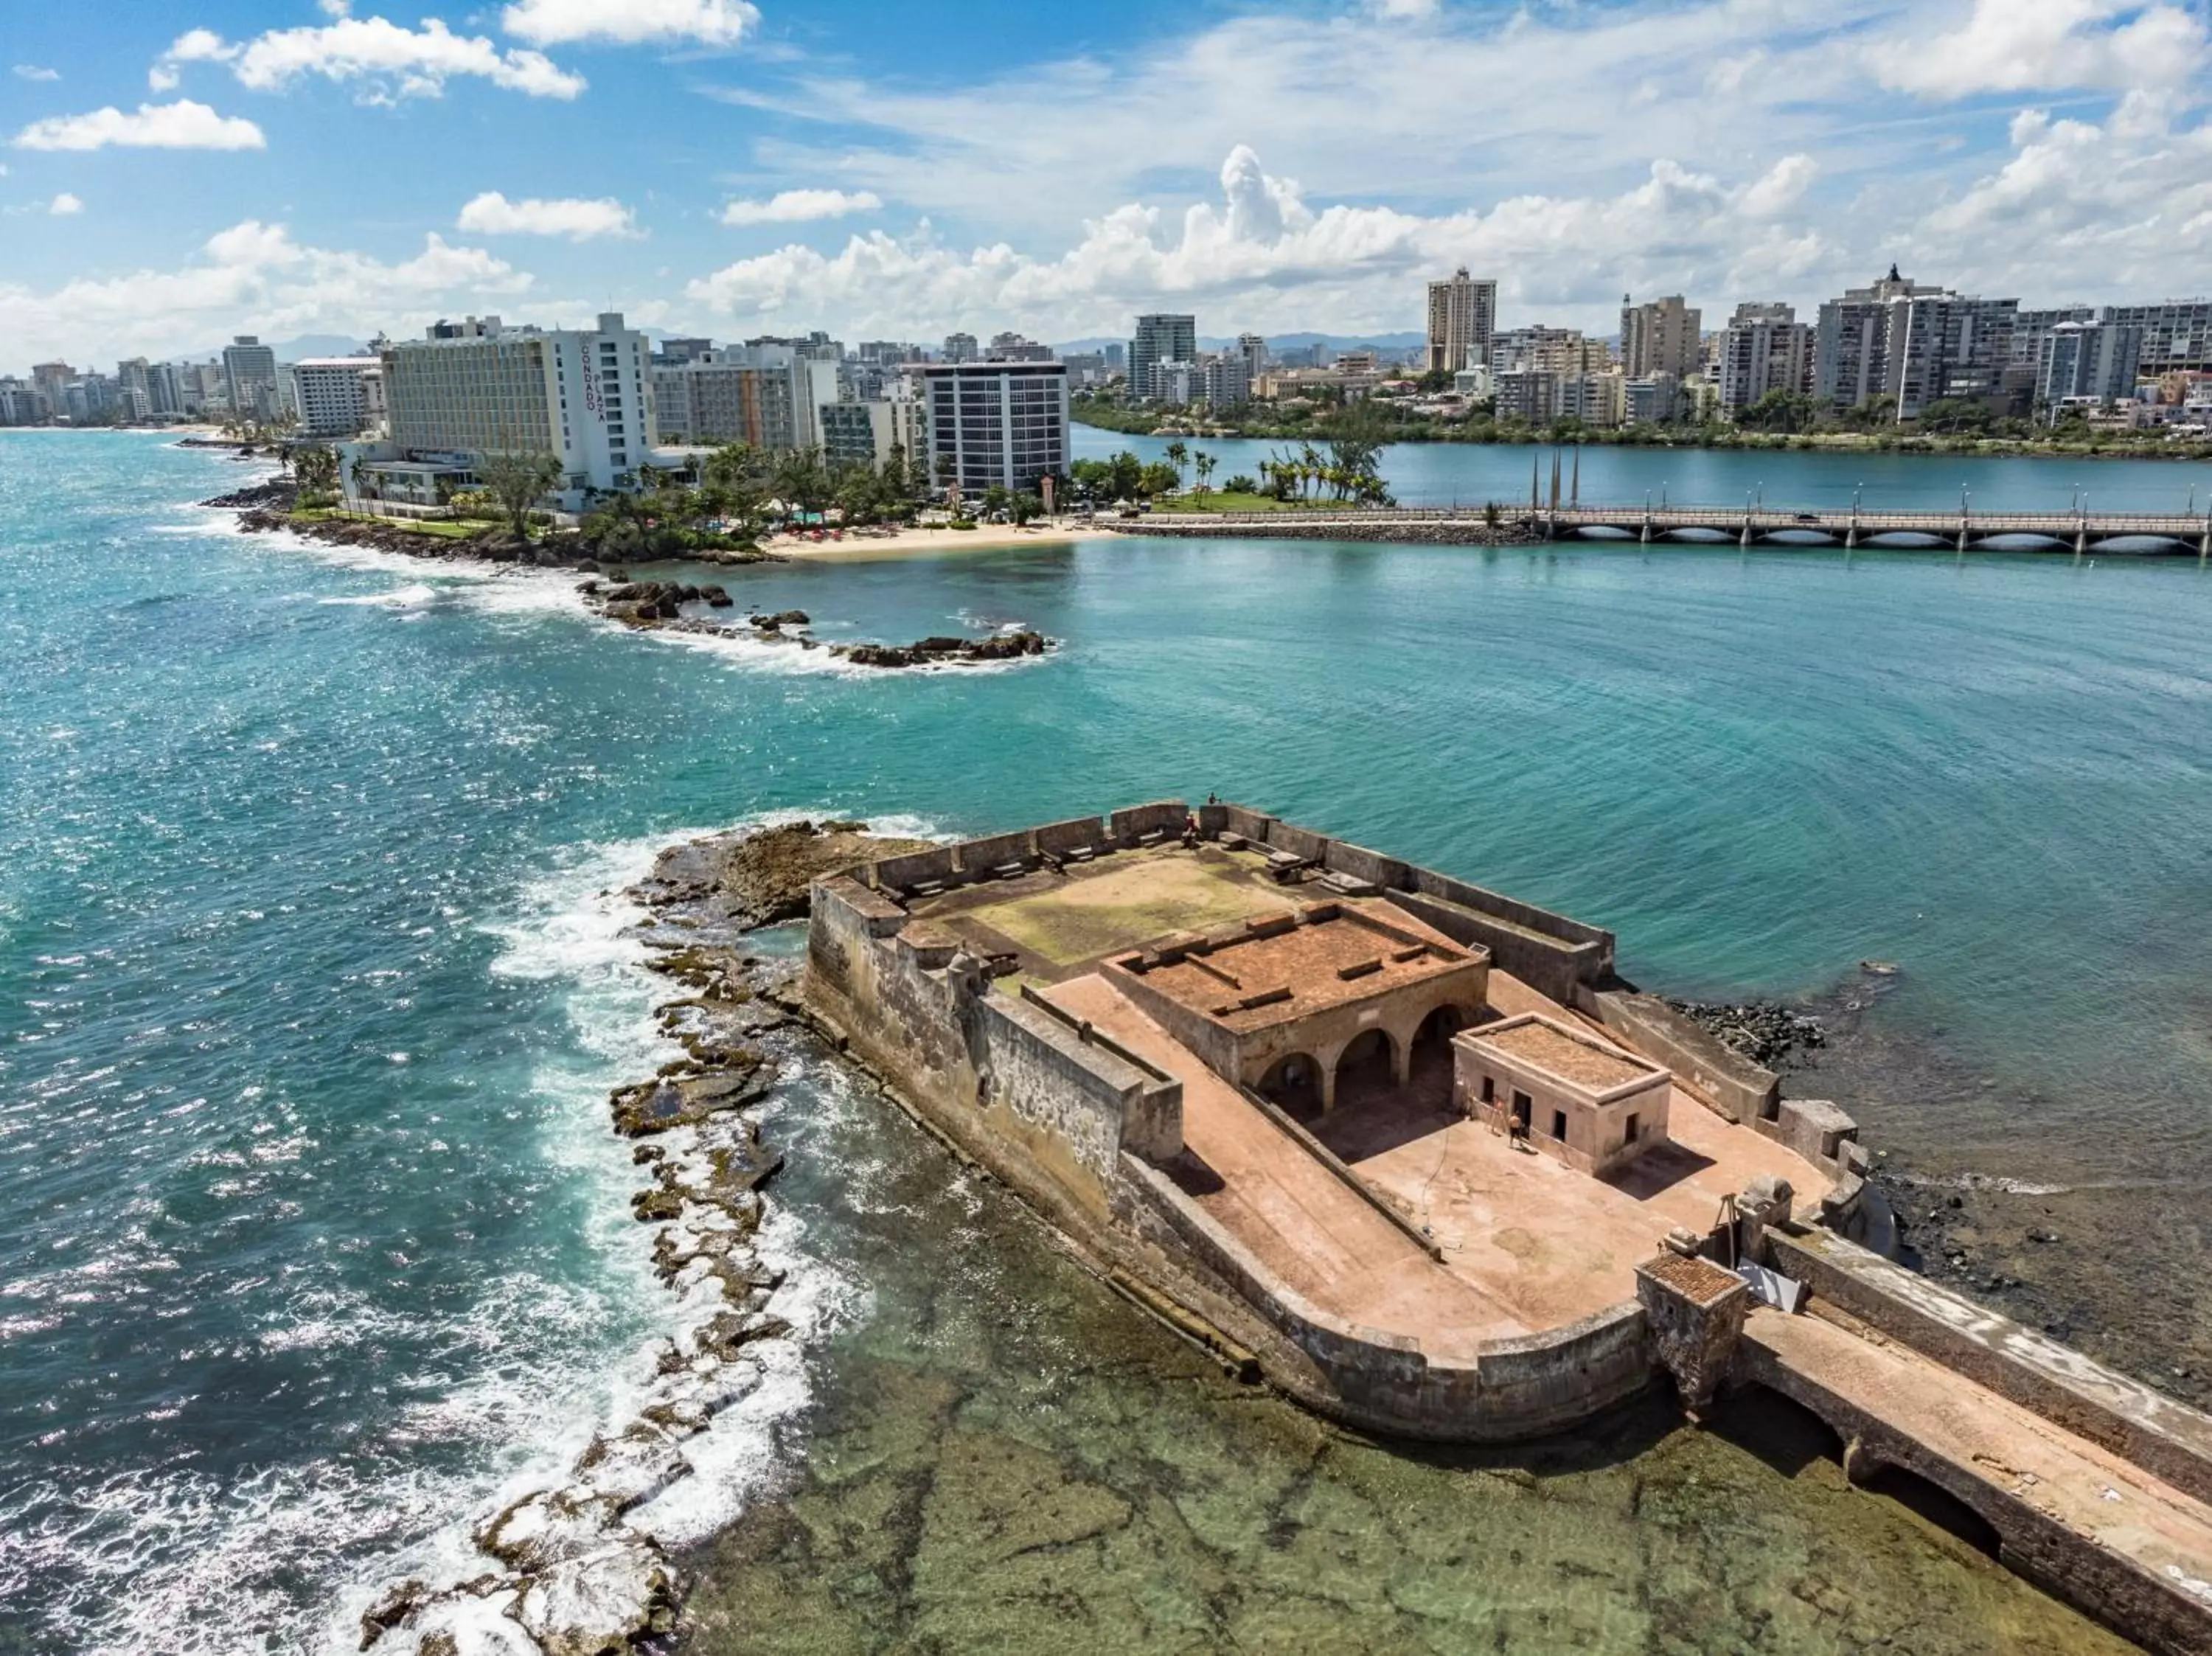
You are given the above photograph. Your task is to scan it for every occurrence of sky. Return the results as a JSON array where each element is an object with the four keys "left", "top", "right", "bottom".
[{"left": 2, "top": 0, "right": 2210, "bottom": 366}]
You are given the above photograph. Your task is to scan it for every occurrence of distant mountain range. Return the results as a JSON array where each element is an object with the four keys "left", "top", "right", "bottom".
[
  {"left": 1055, "top": 331, "right": 1428, "bottom": 355},
  {"left": 175, "top": 327, "right": 1438, "bottom": 366},
  {"left": 181, "top": 333, "right": 376, "bottom": 363}
]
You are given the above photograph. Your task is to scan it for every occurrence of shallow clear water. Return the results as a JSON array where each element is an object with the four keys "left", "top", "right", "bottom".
[{"left": 1, "top": 429, "right": 2207, "bottom": 1652}]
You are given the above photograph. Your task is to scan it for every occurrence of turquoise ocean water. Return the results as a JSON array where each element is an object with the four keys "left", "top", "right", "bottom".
[{"left": 2, "top": 430, "right": 2209, "bottom": 1652}]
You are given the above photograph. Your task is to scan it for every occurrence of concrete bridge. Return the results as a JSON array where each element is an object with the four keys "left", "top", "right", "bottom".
[
  {"left": 1544, "top": 501, "right": 2212, "bottom": 554},
  {"left": 1121, "top": 503, "right": 2212, "bottom": 555}
]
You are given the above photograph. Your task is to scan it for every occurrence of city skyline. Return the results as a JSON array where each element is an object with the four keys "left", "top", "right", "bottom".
[{"left": 5, "top": 0, "right": 2212, "bottom": 364}]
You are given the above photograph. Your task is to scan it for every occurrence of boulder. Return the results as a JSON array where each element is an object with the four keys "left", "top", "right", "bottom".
[
  {"left": 509, "top": 1542, "right": 679, "bottom": 1656},
  {"left": 570, "top": 1421, "right": 693, "bottom": 1513},
  {"left": 475, "top": 1487, "right": 627, "bottom": 1574}
]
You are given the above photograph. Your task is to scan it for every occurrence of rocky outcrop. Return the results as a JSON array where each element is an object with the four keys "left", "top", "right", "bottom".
[
  {"left": 1660, "top": 998, "right": 1826, "bottom": 1068},
  {"left": 223, "top": 503, "right": 1054, "bottom": 671},
  {"left": 358, "top": 824, "right": 937, "bottom": 1655},
  {"left": 230, "top": 504, "right": 779, "bottom": 576},
  {"left": 577, "top": 582, "right": 1057, "bottom": 669},
  {"left": 201, "top": 479, "right": 299, "bottom": 511},
  {"left": 836, "top": 630, "right": 1048, "bottom": 668},
  {"left": 633, "top": 819, "right": 935, "bottom": 931}
]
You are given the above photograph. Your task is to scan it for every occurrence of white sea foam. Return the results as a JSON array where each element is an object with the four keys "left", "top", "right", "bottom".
[
  {"left": 319, "top": 582, "right": 439, "bottom": 610},
  {"left": 311, "top": 813, "right": 907, "bottom": 1642},
  {"left": 644, "top": 622, "right": 1056, "bottom": 679}
]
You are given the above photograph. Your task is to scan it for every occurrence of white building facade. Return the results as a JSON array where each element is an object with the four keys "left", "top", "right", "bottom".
[
  {"left": 344, "top": 312, "right": 670, "bottom": 508},
  {"left": 286, "top": 357, "right": 386, "bottom": 438}
]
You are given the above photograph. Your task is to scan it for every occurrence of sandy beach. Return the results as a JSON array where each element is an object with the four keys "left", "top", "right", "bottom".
[{"left": 762, "top": 520, "right": 1116, "bottom": 560}]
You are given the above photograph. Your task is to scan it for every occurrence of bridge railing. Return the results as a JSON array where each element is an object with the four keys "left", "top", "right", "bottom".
[{"left": 1136, "top": 504, "right": 2209, "bottom": 529}]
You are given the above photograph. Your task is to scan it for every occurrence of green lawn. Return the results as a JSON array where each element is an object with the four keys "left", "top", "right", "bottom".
[
  {"left": 290, "top": 508, "right": 500, "bottom": 539},
  {"left": 1147, "top": 492, "right": 1357, "bottom": 515}
]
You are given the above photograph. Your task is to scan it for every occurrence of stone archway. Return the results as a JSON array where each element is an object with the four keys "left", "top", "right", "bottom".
[
  {"left": 1333, "top": 1028, "right": 1397, "bottom": 1110},
  {"left": 1256, "top": 1052, "right": 1324, "bottom": 1122},
  {"left": 1405, "top": 1002, "right": 1470, "bottom": 1106}
]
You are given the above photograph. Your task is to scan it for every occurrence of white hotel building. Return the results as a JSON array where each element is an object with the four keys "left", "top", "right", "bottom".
[{"left": 342, "top": 313, "right": 686, "bottom": 509}]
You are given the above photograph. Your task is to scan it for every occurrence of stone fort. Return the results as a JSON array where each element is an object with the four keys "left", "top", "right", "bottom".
[{"left": 804, "top": 799, "right": 2212, "bottom": 1655}]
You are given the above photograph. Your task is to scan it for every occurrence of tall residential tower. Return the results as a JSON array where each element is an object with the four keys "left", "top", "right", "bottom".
[{"left": 1425, "top": 268, "right": 1498, "bottom": 374}]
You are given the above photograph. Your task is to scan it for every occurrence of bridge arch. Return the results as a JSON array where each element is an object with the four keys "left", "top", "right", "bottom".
[{"left": 1857, "top": 1461, "right": 2003, "bottom": 1558}]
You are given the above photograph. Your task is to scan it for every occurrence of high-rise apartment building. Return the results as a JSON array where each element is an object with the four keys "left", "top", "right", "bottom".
[
  {"left": 0, "top": 378, "right": 45, "bottom": 425},
  {"left": 2011, "top": 307, "right": 2097, "bottom": 369},
  {"left": 32, "top": 363, "right": 74, "bottom": 417},
  {"left": 1489, "top": 327, "right": 1609, "bottom": 375},
  {"left": 1623, "top": 373, "right": 1685, "bottom": 426},
  {"left": 942, "top": 333, "right": 978, "bottom": 365},
  {"left": 287, "top": 357, "right": 386, "bottom": 437},
  {"left": 652, "top": 342, "right": 840, "bottom": 453},
  {"left": 1237, "top": 334, "right": 1268, "bottom": 383},
  {"left": 2037, "top": 321, "right": 2144, "bottom": 420},
  {"left": 1150, "top": 354, "right": 1250, "bottom": 410},
  {"left": 221, "top": 335, "right": 280, "bottom": 420},
  {"left": 1717, "top": 302, "right": 1812, "bottom": 418},
  {"left": 1425, "top": 268, "right": 1498, "bottom": 374},
  {"left": 986, "top": 332, "right": 1054, "bottom": 363},
  {"left": 1619, "top": 294, "right": 1702, "bottom": 380},
  {"left": 1815, "top": 269, "right": 2017, "bottom": 420},
  {"left": 1127, "top": 314, "right": 1197, "bottom": 401},
  {"left": 907, "top": 360, "right": 1069, "bottom": 495},
  {"left": 819, "top": 399, "right": 906, "bottom": 470},
  {"left": 2096, "top": 301, "right": 2212, "bottom": 374}
]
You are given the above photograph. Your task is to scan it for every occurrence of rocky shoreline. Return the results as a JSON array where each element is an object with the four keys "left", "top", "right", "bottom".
[
  {"left": 359, "top": 821, "right": 930, "bottom": 1656},
  {"left": 1614, "top": 970, "right": 2208, "bottom": 1405},
  {"left": 218, "top": 488, "right": 1059, "bottom": 669},
  {"left": 1722, "top": 966, "right": 2212, "bottom": 1411}
]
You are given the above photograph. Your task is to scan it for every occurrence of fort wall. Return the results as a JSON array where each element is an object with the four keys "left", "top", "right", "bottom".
[
  {"left": 810, "top": 873, "right": 1183, "bottom": 1222},
  {"left": 1584, "top": 988, "right": 1781, "bottom": 1123},
  {"left": 1118, "top": 1153, "right": 1653, "bottom": 1441},
  {"left": 1767, "top": 1228, "right": 2212, "bottom": 1509}
]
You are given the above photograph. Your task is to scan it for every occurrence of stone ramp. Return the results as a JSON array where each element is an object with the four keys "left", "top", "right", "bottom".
[{"left": 1741, "top": 1307, "right": 2212, "bottom": 1656}]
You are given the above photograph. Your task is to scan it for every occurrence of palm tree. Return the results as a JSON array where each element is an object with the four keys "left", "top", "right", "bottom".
[
  {"left": 1164, "top": 439, "right": 1189, "bottom": 490},
  {"left": 1194, "top": 451, "right": 1217, "bottom": 500}
]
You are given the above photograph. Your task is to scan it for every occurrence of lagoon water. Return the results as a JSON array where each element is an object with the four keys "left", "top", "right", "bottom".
[
  {"left": 1074, "top": 421, "right": 2212, "bottom": 514},
  {"left": 3, "top": 430, "right": 2209, "bottom": 1652}
]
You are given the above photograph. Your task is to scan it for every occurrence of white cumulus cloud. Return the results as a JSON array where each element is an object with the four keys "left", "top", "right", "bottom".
[
  {"left": 684, "top": 145, "right": 1834, "bottom": 338},
  {"left": 158, "top": 16, "right": 585, "bottom": 103},
  {"left": 501, "top": 0, "right": 759, "bottom": 46},
  {"left": 0, "top": 219, "right": 535, "bottom": 363},
  {"left": 11, "top": 100, "right": 266, "bottom": 152},
  {"left": 1870, "top": 0, "right": 2208, "bottom": 97},
  {"left": 49, "top": 192, "right": 84, "bottom": 216},
  {"left": 1738, "top": 154, "right": 1818, "bottom": 217},
  {"left": 13, "top": 64, "right": 61, "bottom": 82},
  {"left": 718, "top": 187, "right": 883, "bottom": 226},
  {"left": 457, "top": 190, "right": 643, "bottom": 240}
]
